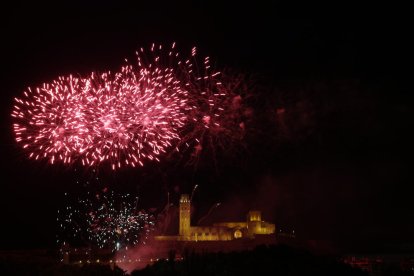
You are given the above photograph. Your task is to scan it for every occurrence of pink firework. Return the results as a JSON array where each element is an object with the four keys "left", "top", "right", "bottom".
[
  {"left": 11, "top": 43, "right": 226, "bottom": 169},
  {"left": 12, "top": 44, "right": 190, "bottom": 169},
  {"left": 177, "top": 70, "right": 255, "bottom": 167}
]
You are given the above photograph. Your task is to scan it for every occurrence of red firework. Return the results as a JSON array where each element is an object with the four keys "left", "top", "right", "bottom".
[
  {"left": 177, "top": 70, "right": 255, "bottom": 167},
  {"left": 12, "top": 43, "right": 231, "bottom": 169}
]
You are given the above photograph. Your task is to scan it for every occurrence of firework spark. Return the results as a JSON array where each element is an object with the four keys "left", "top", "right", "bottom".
[{"left": 57, "top": 189, "right": 154, "bottom": 251}]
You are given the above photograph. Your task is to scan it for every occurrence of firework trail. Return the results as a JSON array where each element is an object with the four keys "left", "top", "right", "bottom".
[
  {"left": 57, "top": 189, "right": 154, "bottom": 251},
  {"left": 12, "top": 42, "right": 228, "bottom": 170},
  {"left": 197, "top": 202, "right": 221, "bottom": 225},
  {"left": 190, "top": 184, "right": 198, "bottom": 201}
]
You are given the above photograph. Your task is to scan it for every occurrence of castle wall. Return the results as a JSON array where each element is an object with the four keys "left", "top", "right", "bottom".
[
  {"left": 161, "top": 195, "right": 276, "bottom": 243},
  {"left": 213, "top": 222, "right": 247, "bottom": 228}
]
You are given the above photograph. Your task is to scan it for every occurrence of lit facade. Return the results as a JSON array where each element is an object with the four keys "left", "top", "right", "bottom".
[{"left": 155, "top": 194, "right": 276, "bottom": 242}]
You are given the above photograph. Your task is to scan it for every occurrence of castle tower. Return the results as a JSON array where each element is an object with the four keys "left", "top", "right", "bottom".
[
  {"left": 179, "top": 194, "right": 191, "bottom": 237},
  {"left": 247, "top": 210, "right": 262, "bottom": 236},
  {"left": 247, "top": 210, "right": 261, "bottom": 222}
]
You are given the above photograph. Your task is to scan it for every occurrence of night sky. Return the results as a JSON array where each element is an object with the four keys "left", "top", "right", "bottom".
[{"left": 0, "top": 1, "right": 412, "bottom": 254}]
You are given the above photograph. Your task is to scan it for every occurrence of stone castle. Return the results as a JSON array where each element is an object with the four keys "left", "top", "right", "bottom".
[{"left": 155, "top": 194, "right": 275, "bottom": 242}]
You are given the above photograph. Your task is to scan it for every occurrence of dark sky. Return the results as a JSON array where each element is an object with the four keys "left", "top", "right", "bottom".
[{"left": 0, "top": 1, "right": 412, "bottom": 254}]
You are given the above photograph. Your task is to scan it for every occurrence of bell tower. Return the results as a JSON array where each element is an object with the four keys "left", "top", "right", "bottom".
[{"left": 179, "top": 194, "right": 191, "bottom": 237}]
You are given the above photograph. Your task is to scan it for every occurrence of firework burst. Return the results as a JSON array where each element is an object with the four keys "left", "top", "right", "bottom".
[
  {"left": 12, "top": 43, "right": 226, "bottom": 169},
  {"left": 57, "top": 189, "right": 154, "bottom": 251},
  {"left": 177, "top": 70, "right": 256, "bottom": 167}
]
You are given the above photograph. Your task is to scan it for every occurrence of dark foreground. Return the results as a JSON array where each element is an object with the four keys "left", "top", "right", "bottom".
[
  {"left": 0, "top": 245, "right": 365, "bottom": 276},
  {"left": 2, "top": 245, "right": 411, "bottom": 275},
  {"left": 134, "top": 245, "right": 368, "bottom": 276}
]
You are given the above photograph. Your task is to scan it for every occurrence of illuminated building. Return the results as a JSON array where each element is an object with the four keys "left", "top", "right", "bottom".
[
  {"left": 58, "top": 194, "right": 279, "bottom": 264},
  {"left": 155, "top": 194, "right": 276, "bottom": 242}
]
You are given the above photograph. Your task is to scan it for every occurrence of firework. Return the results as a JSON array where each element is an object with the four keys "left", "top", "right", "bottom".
[
  {"left": 11, "top": 43, "right": 227, "bottom": 169},
  {"left": 177, "top": 70, "right": 256, "bottom": 167},
  {"left": 57, "top": 189, "right": 154, "bottom": 251},
  {"left": 127, "top": 43, "right": 231, "bottom": 167}
]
